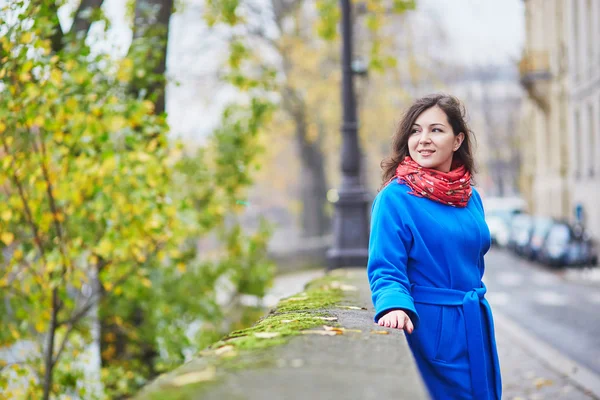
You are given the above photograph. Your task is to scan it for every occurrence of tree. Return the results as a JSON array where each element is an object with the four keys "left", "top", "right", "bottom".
[
  {"left": 129, "top": 0, "right": 174, "bottom": 115},
  {"left": 0, "top": 1, "right": 274, "bottom": 398},
  {"left": 205, "top": 0, "right": 416, "bottom": 238}
]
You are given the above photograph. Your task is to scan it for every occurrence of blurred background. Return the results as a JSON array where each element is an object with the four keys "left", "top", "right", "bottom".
[{"left": 0, "top": 0, "right": 598, "bottom": 399}]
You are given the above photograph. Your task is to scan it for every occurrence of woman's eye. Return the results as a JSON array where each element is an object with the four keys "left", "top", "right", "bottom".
[
  {"left": 433, "top": 128, "right": 442, "bottom": 132},
  {"left": 410, "top": 129, "right": 420, "bottom": 134}
]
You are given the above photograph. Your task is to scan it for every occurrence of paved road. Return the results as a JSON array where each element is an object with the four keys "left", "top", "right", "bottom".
[{"left": 484, "top": 248, "right": 600, "bottom": 375}]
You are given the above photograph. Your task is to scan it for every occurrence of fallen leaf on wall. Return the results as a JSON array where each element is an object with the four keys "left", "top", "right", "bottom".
[
  {"left": 254, "top": 332, "right": 281, "bottom": 339},
  {"left": 301, "top": 330, "right": 340, "bottom": 336},
  {"left": 171, "top": 367, "right": 216, "bottom": 387}
]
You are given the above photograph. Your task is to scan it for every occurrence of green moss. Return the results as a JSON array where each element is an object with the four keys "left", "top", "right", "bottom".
[
  {"left": 146, "top": 382, "right": 208, "bottom": 400},
  {"left": 136, "top": 273, "right": 359, "bottom": 399},
  {"left": 215, "top": 311, "right": 335, "bottom": 352}
]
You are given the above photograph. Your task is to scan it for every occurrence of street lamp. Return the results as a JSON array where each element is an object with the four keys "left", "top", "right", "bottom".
[{"left": 327, "top": 0, "right": 370, "bottom": 270}]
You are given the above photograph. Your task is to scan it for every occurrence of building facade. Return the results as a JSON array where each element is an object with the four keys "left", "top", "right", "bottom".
[{"left": 520, "top": 0, "right": 600, "bottom": 239}]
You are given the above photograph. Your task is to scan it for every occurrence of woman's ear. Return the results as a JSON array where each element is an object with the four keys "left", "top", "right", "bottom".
[{"left": 454, "top": 132, "right": 465, "bottom": 151}]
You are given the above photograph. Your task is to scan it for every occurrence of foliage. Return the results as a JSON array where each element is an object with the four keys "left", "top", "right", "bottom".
[
  {"left": 201, "top": 0, "right": 417, "bottom": 237},
  {"left": 0, "top": 1, "right": 274, "bottom": 398},
  {"left": 135, "top": 273, "right": 359, "bottom": 399}
]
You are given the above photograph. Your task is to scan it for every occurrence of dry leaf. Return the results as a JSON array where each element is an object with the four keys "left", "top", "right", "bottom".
[
  {"left": 322, "top": 325, "right": 361, "bottom": 334},
  {"left": 323, "top": 325, "right": 344, "bottom": 334},
  {"left": 315, "top": 317, "right": 338, "bottom": 321},
  {"left": 329, "top": 281, "right": 358, "bottom": 291},
  {"left": 371, "top": 330, "right": 390, "bottom": 335},
  {"left": 290, "top": 359, "right": 304, "bottom": 368},
  {"left": 284, "top": 296, "right": 309, "bottom": 302},
  {"left": 534, "top": 378, "right": 554, "bottom": 389},
  {"left": 214, "top": 345, "right": 235, "bottom": 356},
  {"left": 171, "top": 367, "right": 216, "bottom": 387},
  {"left": 281, "top": 319, "right": 297, "bottom": 323},
  {"left": 254, "top": 332, "right": 281, "bottom": 339},
  {"left": 302, "top": 330, "right": 339, "bottom": 336},
  {"left": 339, "top": 306, "right": 367, "bottom": 310}
]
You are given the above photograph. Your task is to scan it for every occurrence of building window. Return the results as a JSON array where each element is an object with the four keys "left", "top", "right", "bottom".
[
  {"left": 587, "top": 0, "right": 593, "bottom": 75},
  {"left": 588, "top": 103, "right": 595, "bottom": 177},
  {"left": 573, "top": 0, "right": 579, "bottom": 81},
  {"left": 574, "top": 109, "right": 581, "bottom": 178}
]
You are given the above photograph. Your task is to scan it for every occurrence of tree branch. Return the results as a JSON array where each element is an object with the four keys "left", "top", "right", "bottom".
[
  {"left": 51, "top": 321, "right": 79, "bottom": 369},
  {"left": 42, "top": 288, "right": 59, "bottom": 400},
  {"left": 70, "top": 0, "right": 105, "bottom": 38},
  {"left": 0, "top": 137, "right": 47, "bottom": 265},
  {"left": 33, "top": 128, "right": 70, "bottom": 272}
]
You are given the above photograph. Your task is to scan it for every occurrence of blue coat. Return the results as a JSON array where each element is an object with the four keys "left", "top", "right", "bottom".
[{"left": 367, "top": 180, "right": 501, "bottom": 400}]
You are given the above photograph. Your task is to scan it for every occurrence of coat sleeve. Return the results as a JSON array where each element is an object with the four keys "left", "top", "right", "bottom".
[{"left": 367, "top": 187, "right": 420, "bottom": 327}]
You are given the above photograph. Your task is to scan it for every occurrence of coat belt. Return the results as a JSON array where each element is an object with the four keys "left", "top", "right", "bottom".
[{"left": 411, "top": 283, "right": 500, "bottom": 400}]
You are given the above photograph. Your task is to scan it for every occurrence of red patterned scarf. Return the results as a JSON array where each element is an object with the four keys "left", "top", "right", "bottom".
[{"left": 390, "top": 156, "right": 472, "bottom": 207}]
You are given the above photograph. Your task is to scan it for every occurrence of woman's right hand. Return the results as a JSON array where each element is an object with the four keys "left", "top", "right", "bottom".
[{"left": 377, "top": 310, "right": 414, "bottom": 334}]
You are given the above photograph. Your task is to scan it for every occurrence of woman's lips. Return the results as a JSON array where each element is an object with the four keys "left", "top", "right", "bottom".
[{"left": 419, "top": 150, "right": 435, "bottom": 157}]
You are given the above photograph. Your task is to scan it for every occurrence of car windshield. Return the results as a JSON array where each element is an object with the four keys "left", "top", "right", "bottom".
[
  {"left": 546, "top": 225, "right": 570, "bottom": 245},
  {"left": 485, "top": 209, "right": 517, "bottom": 223},
  {"left": 511, "top": 215, "right": 532, "bottom": 232},
  {"left": 533, "top": 218, "right": 554, "bottom": 237}
]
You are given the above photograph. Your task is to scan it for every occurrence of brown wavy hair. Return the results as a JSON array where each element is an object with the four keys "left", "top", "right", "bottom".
[{"left": 380, "top": 93, "right": 477, "bottom": 190}]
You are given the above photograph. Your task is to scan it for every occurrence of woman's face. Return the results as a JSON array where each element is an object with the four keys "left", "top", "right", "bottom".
[{"left": 407, "top": 106, "right": 464, "bottom": 173}]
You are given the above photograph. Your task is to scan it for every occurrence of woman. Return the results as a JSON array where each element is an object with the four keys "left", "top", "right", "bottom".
[{"left": 367, "top": 94, "right": 501, "bottom": 400}]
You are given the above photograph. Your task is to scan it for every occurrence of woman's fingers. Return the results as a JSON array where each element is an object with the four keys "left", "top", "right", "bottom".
[
  {"left": 405, "top": 315, "right": 414, "bottom": 334},
  {"left": 396, "top": 314, "right": 404, "bottom": 329},
  {"left": 377, "top": 311, "right": 414, "bottom": 332}
]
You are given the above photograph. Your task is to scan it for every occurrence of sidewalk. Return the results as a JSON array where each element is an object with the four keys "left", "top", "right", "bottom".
[{"left": 138, "top": 269, "right": 600, "bottom": 399}]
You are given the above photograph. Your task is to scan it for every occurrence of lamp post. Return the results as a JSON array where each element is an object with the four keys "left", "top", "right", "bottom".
[{"left": 327, "top": 0, "right": 370, "bottom": 270}]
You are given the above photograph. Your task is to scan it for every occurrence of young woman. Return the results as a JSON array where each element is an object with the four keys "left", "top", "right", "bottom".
[{"left": 367, "top": 94, "right": 501, "bottom": 400}]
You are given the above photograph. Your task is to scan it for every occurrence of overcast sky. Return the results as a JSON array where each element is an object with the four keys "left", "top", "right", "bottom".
[
  {"left": 419, "top": 0, "right": 524, "bottom": 65},
  {"left": 53, "top": 0, "right": 525, "bottom": 142}
]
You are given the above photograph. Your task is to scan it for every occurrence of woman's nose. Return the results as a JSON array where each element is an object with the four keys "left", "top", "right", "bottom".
[{"left": 419, "top": 131, "right": 432, "bottom": 144}]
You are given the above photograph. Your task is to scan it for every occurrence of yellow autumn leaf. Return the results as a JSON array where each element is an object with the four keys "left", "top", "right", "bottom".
[
  {"left": 35, "top": 320, "right": 46, "bottom": 333},
  {"left": 20, "top": 32, "right": 33, "bottom": 44},
  {"left": 9, "top": 326, "right": 20, "bottom": 339},
  {"left": 1, "top": 210, "right": 12, "bottom": 221},
  {"left": 97, "top": 239, "right": 112, "bottom": 256},
  {"left": 1, "top": 232, "right": 14, "bottom": 246},
  {"left": 142, "top": 100, "right": 155, "bottom": 114},
  {"left": 117, "top": 58, "right": 133, "bottom": 82},
  {"left": 50, "top": 69, "right": 62, "bottom": 85},
  {"left": 134, "top": 249, "right": 147, "bottom": 263},
  {"left": 141, "top": 278, "right": 152, "bottom": 288},
  {"left": 0, "top": 122, "right": 6, "bottom": 133},
  {"left": 13, "top": 249, "right": 23, "bottom": 260},
  {"left": 176, "top": 263, "right": 186, "bottom": 273}
]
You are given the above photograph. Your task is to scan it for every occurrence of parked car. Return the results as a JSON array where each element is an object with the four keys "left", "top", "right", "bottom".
[
  {"left": 486, "top": 209, "right": 521, "bottom": 247},
  {"left": 538, "top": 222, "right": 599, "bottom": 267},
  {"left": 507, "top": 214, "right": 534, "bottom": 256},
  {"left": 483, "top": 196, "right": 526, "bottom": 248},
  {"left": 523, "top": 216, "right": 555, "bottom": 261}
]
